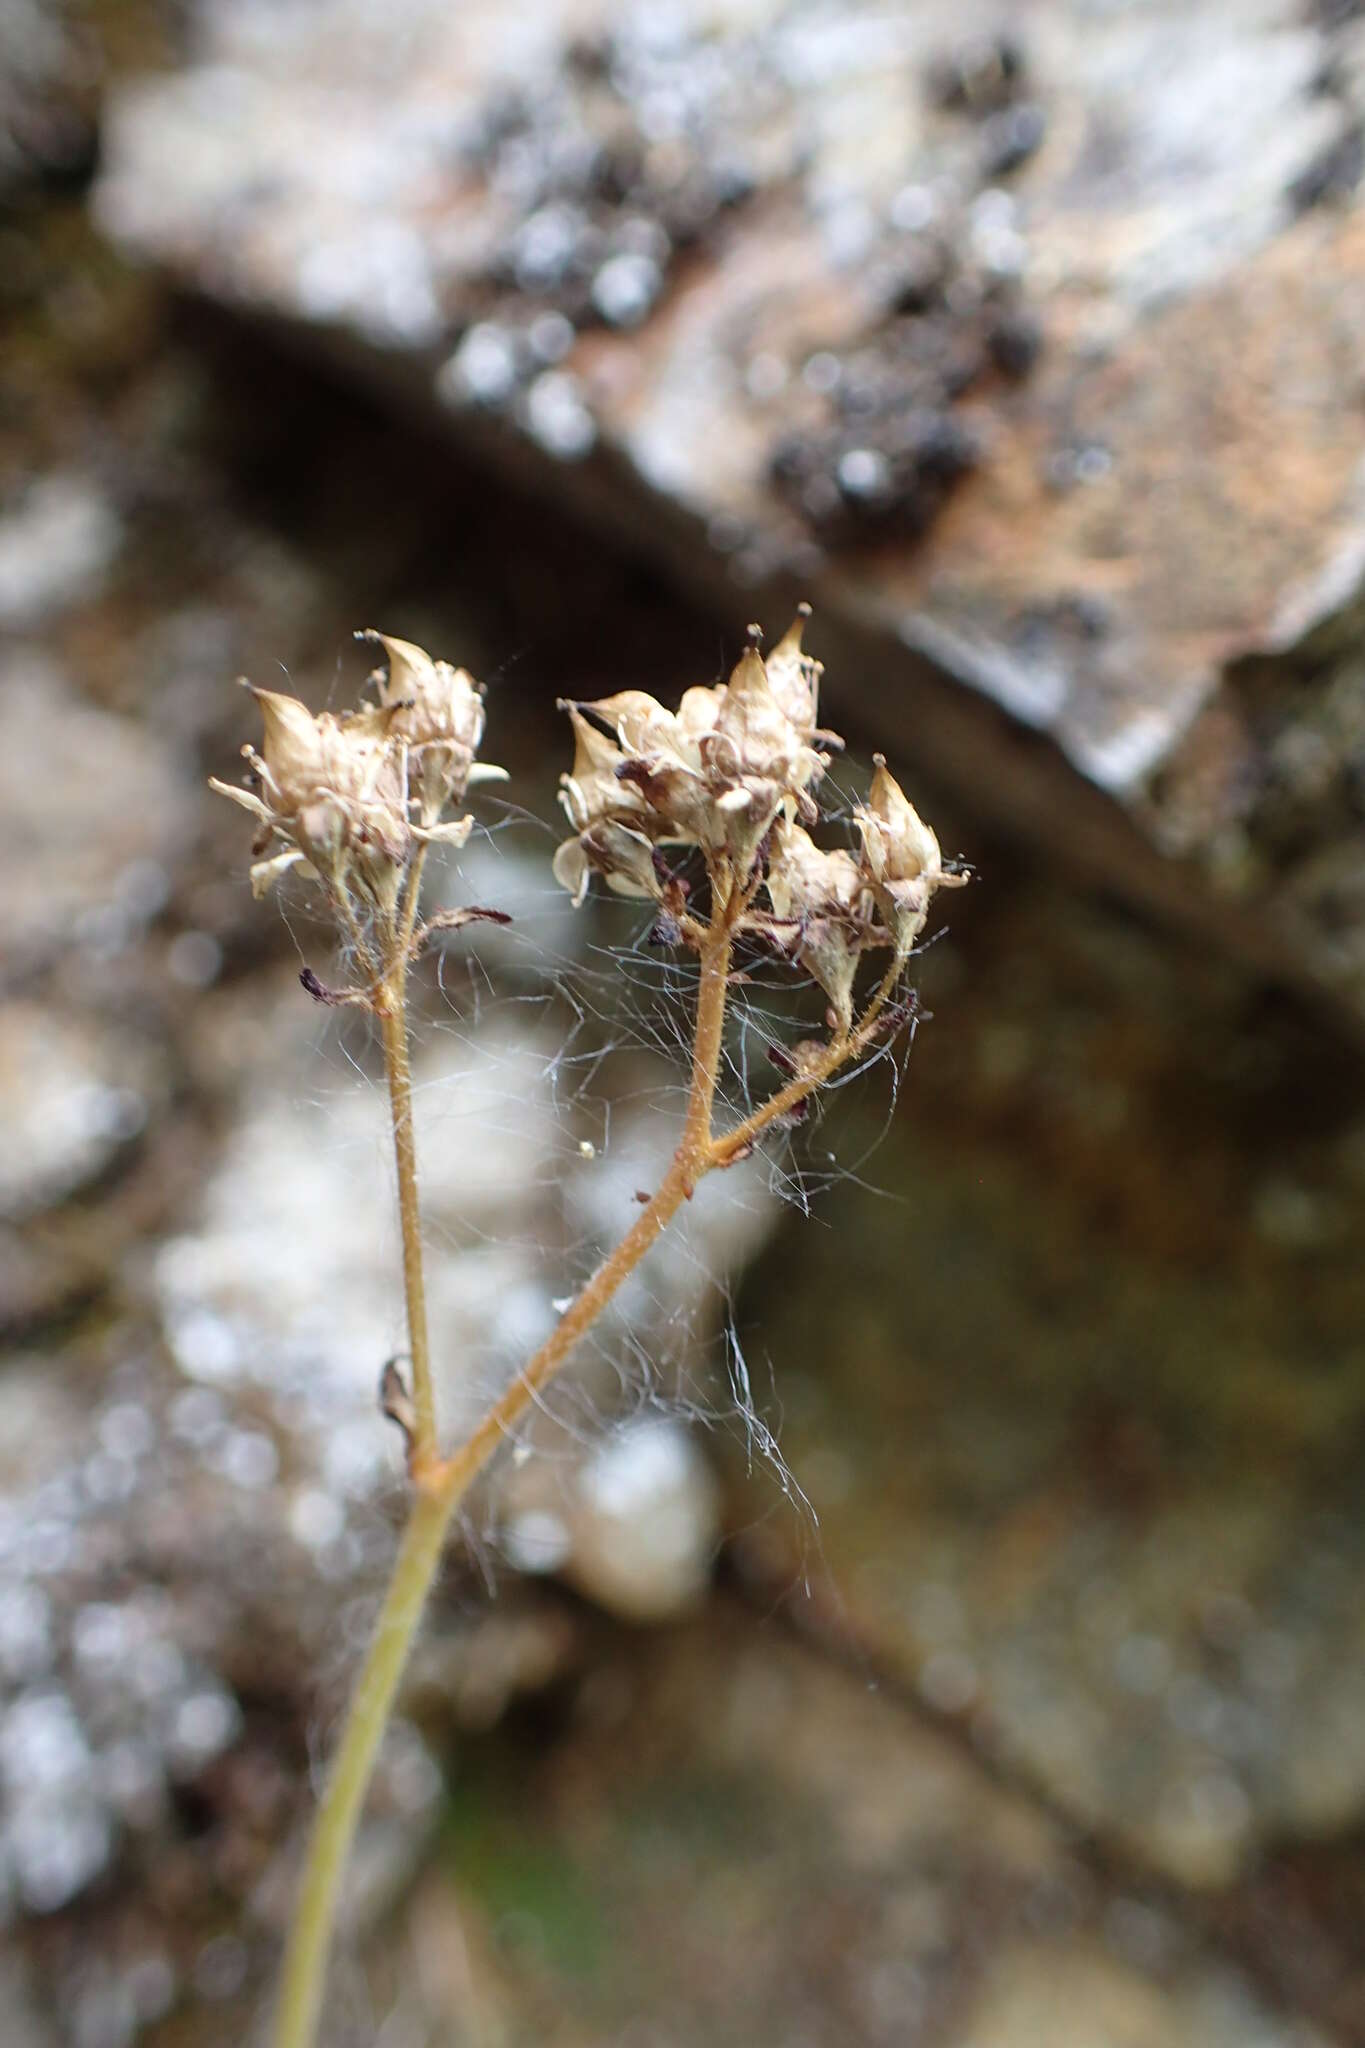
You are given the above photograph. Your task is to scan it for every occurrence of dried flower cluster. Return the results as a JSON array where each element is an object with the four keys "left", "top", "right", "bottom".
[
  {"left": 209, "top": 633, "right": 506, "bottom": 912},
  {"left": 554, "top": 608, "right": 965, "bottom": 1031}
]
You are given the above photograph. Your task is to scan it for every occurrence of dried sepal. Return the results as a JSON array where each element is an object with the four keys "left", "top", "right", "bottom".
[
  {"left": 553, "top": 819, "right": 660, "bottom": 905},
  {"left": 855, "top": 755, "right": 967, "bottom": 955},
  {"left": 360, "top": 630, "right": 504, "bottom": 824},
  {"left": 765, "top": 822, "right": 870, "bottom": 1032},
  {"left": 207, "top": 775, "right": 271, "bottom": 825},
  {"left": 756, "top": 604, "right": 821, "bottom": 741},
  {"left": 559, "top": 704, "right": 646, "bottom": 832},
  {"left": 410, "top": 904, "right": 513, "bottom": 960},
  {"left": 412, "top": 814, "right": 475, "bottom": 849},
  {"left": 249, "top": 846, "right": 309, "bottom": 899}
]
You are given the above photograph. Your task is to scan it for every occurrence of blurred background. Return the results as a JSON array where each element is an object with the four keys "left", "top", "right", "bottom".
[{"left": 5, "top": 1, "right": 1365, "bottom": 2043}]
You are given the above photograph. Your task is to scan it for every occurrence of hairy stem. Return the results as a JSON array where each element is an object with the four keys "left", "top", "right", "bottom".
[
  {"left": 379, "top": 974, "right": 438, "bottom": 1472},
  {"left": 273, "top": 904, "right": 906, "bottom": 2047},
  {"left": 396, "top": 845, "right": 428, "bottom": 967},
  {"left": 683, "top": 916, "right": 733, "bottom": 1167},
  {"left": 273, "top": 912, "right": 737, "bottom": 2048},
  {"left": 708, "top": 953, "right": 904, "bottom": 1167},
  {"left": 429, "top": 919, "right": 737, "bottom": 1495},
  {"left": 435, "top": 1158, "right": 692, "bottom": 1497}
]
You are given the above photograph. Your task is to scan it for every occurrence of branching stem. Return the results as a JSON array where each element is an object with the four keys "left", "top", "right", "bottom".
[
  {"left": 272, "top": 896, "right": 906, "bottom": 2048},
  {"left": 708, "top": 953, "right": 904, "bottom": 1167}
]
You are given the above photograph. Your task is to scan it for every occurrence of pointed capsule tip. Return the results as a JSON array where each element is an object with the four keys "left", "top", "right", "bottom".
[
  {"left": 797, "top": 600, "right": 812, "bottom": 618},
  {"left": 746, "top": 621, "right": 764, "bottom": 645}
]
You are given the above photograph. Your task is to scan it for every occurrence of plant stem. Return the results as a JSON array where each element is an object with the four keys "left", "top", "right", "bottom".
[
  {"left": 272, "top": 913, "right": 737, "bottom": 2048},
  {"left": 272, "top": 1483, "right": 455, "bottom": 2048},
  {"left": 379, "top": 969, "right": 438, "bottom": 1473},
  {"left": 432, "top": 912, "right": 736, "bottom": 1492},
  {"left": 272, "top": 903, "right": 904, "bottom": 2047},
  {"left": 708, "top": 953, "right": 904, "bottom": 1167},
  {"left": 682, "top": 916, "right": 732, "bottom": 1168},
  {"left": 434, "top": 1158, "right": 693, "bottom": 1498}
]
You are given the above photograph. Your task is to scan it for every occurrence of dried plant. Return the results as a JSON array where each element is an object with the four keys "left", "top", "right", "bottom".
[{"left": 210, "top": 611, "right": 965, "bottom": 2048}]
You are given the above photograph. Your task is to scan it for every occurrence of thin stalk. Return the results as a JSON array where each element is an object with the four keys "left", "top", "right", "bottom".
[
  {"left": 330, "top": 882, "right": 379, "bottom": 987},
  {"left": 379, "top": 980, "right": 438, "bottom": 1473},
  {"left": 395, "top": 845, "right": 428, "bottom": 968},
  {"left": 682, "top": 918, "right": 732, "bottom": 1169},
  {"left": 708, "top": 954, "right": 904, "bottom": 1167},
  {"left": 433, "top": 1155, "right": 692, "bottom": 1498},
  {"left": 272, "top": 1484, "right": 454, "bottom": 2048},
  {"left": 273, "top": 904, "right": 907, "bottom": 2048},
  {"left": 272, "top": 912, "right": 737, "bottom": 2048}
]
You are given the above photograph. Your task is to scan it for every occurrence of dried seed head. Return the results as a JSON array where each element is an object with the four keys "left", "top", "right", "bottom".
[
  {"left": 855, "top": 755, "right": 966, "bottom": 954},
  {"left": 553, "top": 609, "right": 831, "bottom": 898},
  {"left": 362, "top": 631, "right": 505, "bottom": 825},
  {"left": 553, "top": 608, "right": 965, "bottom": 1034},
  {"left": 210, "top": 633, "right": 506, "bottom": 911}
]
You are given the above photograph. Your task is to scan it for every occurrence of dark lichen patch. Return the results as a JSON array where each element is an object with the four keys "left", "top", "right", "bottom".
[
  {"left": 439, "top": 15, "right": 790, "bottom": 456},
  {"left": 764, "top": 196, "right": 1041, "bottom": 546},
  {"left": 1205, "top": 620, "right": 1365, "bottom": 997},
  {"left": 926, "top": 31, "right": 1048, "bottom": 181},
  {"left": 1286, "top": 122, "right": 1364, "bottom": 212},
  {"left": 760, "top": 34, "right": 1046, "bottom": 551},
  {"left": 925, "top": 33, "right": 1030, "bottom": 118},
  {"left": 1289, "top": 0, "right": 1365, "bottom": 210}
]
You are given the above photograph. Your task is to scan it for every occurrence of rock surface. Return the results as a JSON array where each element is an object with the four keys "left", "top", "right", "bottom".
[
  {"left": 1, "top": 16, "right": 1363, "bottom": 2041},
  {"left": 730, "top": 858, "right": 1365, "bottom": 1919},
  {"left": 95, "top": 0, "right": 1365, "bottom": 1026},
  {"left": 351, "top": 1605, "right": 1333, "bottom": 2048}
]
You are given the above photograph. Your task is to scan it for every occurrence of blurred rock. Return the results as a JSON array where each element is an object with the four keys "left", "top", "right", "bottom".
[
  {"left": 0, "top": 0, "right": 97, "bottom": 198},
  {"left": 0, "top": 477, "right": 119, "bottom": 627},
  {"left": 380, "top": 1605, "right": 1326, "bottom": 2048},
  {"left": 503, "top": 1413, "right": 723, "bottom": 1621},
  {"left": 0, "top": 1951, "right": 57, "bottom": 2048},
  {"left": 729, "top": 877, "right": 1365, "bottom": 1893},
  {"left": 95, "top": 0, "right": 1365, "bottom": 1030},
  {"left": 953, "top": 1938, "right": 1328, "bottom": 2048},
  {"left": 0, "top": 1228, "right": 99, "bottom": 1341},
  {"left": 0, "top": 1002, "right": 158, "bottom": 1220},
  {"left": 0, "top": 653, "right": 193, "bottom": 976},
  {"left": 0, "top": 1316, "right": 458, "bottom": 2041}
]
